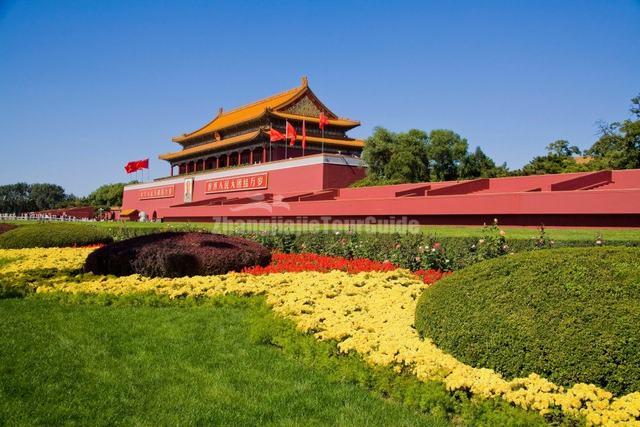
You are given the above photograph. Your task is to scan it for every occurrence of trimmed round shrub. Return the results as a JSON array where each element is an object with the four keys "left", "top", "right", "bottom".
[
  {"left": 0, "top": 223, "right": 18, "bottom": 235},
  {"left": 0, "top": 223, "right": 112, "bottom": 248},
  {"left": 415, "top": 247, "right": 640, "bottom": 396},
  {"left": 84, "top": 232, "right": 271, "bottom": 277}
]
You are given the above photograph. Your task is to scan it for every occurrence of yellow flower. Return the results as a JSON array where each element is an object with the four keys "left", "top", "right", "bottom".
[{"left": 7, "top": 247, "right": 640, "bottom": 426}]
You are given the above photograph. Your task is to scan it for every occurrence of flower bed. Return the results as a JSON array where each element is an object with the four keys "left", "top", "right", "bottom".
[
  {"left": 242, "top": 253, "right": 448, "bottom": 284},
  {"left": 1, "top": 247, "right": 638, "bottom": 426},
  {"left": 242, "top": 252, "right": 397, "bottom": 274}
]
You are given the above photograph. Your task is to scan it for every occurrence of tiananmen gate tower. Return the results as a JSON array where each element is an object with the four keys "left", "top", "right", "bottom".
[
  {"left": 120, "top": 78, "right": 640, "bottom": 227},
  {"left": 161, "top": 76, "right": 363, "bottom": 175}
]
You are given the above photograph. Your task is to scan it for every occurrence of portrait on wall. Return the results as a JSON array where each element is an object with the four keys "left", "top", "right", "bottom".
[{"left": 184, "top": 177, "right": 194, "bottom": 203}]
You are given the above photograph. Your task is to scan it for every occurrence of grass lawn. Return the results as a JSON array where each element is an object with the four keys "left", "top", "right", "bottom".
[
  {"left": 0, "top": 296, "right": 446, "bottom": 426},
  {"left": 8, "top": 219, "right": 638, "bottom": 241},
  {"left": 99, "top": 221, "right": 640, "bottom": 240}
]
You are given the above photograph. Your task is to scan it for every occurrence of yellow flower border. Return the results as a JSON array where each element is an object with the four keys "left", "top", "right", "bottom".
[{"left": 1, "top": 248, "right": 639, "bottom": 426}]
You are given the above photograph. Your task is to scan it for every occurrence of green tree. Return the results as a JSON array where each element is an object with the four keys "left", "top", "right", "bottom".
[
  {"left": 0, "top": 183, "right": 31, "bottom": 213},
  {"left": 518, "top": 139, "right": 588, "bottom": 175},
  {"left": 585, "top": 94, "right": 640, "bottom": 170},
  {"left": 545, "top": 140, "right": 581, "bottom": 157},
  {"left": 0, "top": 183, "right": 76, "bottom": 213},
  {"left": 427, "top": 130, "right": 468, "bottom": 181},
  {"left": 359, "top": 127, "right": 429, "bottom": 185},
  {"left": 459, "top": 147, "right": 508, "bottom": 179},
  {"left": 85, "top": 182, "right": 130, "bottom": 209},
  {"left": 385, "top": 129, "right": 430, "bottom": 182},
  {"left": 361, "top": 127, "right": 395, "bottom": 182},
  {"left": 29, "top": 183, "right": 67, "bottom": 211}
]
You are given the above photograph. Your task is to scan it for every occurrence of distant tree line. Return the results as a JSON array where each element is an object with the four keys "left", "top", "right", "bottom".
[
  {"left": 0, "top": 182, "right": 133, "bottom": 214},
  {"left": 358, "top": 92, "right": 640, "bottom": 185}
]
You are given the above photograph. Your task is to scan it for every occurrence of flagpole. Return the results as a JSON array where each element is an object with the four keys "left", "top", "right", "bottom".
[
  {"left": 285, "top": 120, "right": 288, "bottom": 160},
  {"left": 269, "top": 124, "right": 272, "bottom": 162},
  {"left": 321, "top": 111, "right": 325, "bottom": 154}
]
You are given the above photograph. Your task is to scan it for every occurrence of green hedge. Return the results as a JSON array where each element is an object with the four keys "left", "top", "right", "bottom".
[
  {"left": 0, "top": 223, "right": 113, "bottom": 249},
  {"left": 98, "top": 224, "right": 639, "bottom": 271},
  {"left": 415, "top": 247, "right": 640, "bottom": 396}
]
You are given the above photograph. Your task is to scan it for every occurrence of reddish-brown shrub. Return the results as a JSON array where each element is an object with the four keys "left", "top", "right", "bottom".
[
  {"left": 0, "top": 224, "right": 18, "bottom": 235},
  {"left": 84, "top": 232, "right": 271, "bottom": 277}
]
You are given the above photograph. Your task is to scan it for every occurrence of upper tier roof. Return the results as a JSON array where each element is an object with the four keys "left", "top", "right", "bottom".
[{"left": 172, "top": 77, "right": 359, "bottom": 144}]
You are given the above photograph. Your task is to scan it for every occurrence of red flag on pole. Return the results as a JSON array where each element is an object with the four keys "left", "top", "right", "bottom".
[
  {"left": 302, "top": 120, "right": 307, "bottom": 151},
  {"left": 318, "top": 112, "right": 329, "bottom": 130},
  {"left": 269, "top": 127, "right": 285, "bottom": 142},
  {"left": 287, "top": 122, "right": 297, "bottom": 146},
  {"left": 124, "top": 158, "right": 149, "bottom": 174}
]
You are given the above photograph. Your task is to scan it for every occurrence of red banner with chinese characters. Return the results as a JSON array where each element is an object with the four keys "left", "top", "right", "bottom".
[
  {"left": 205, "top": 172, "right": 268, "bottom": 194},
  {"left": 139, "top": 185, "right": 175, "bottom": 200}
]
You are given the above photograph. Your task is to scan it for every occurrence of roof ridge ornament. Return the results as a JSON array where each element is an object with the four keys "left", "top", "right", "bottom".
[{"left": 301, "top": 76, "right": 308, "bottom": 87}]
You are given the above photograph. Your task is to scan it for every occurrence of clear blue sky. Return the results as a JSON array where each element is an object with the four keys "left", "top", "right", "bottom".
[{"left": 1, "top": 0, "right": 639, "bottom": 196}]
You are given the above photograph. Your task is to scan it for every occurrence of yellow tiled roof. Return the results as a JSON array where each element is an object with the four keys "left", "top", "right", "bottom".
[
  {"left": 270, "top": 111, "right": 360, "bottom": 128},
  {"left": 160, "top": 130, "right": 364, "bottom": 162},
  {"left": 297, "top": 135, "right": 365, "bottom": 148},
  {"left": 171, "top": 77, "right": 357, "bottom": 143},
  {"left": 160, "top": 130, "right": 262, "bottom": 161},
  {"left": 172, "top": 80, "right": 307, "bottom": 143}
]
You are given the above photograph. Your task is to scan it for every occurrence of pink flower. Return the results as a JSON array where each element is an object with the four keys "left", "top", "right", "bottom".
[{"left": 433, "top": 242, "right": 442, "bottom": 250}]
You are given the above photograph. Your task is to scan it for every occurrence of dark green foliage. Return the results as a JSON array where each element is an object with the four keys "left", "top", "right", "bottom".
[
  {"left": 241, "top": 230, "right": 637, "bottom": 271},
  {"left": 85, "top": 223, "right": 640, "bottom": 271},
  {"left": 459, "top": 147, "right": 509, "bottom": 179},
  {"left": 585, "top": 94, "right": 640, "bottom": 170},
  {"left": 0, "top": 183, "right": 75, "bottom": 213},
  {"left": 415, "top": 247, "right": 640, "bottom": 396},
  {"left": 0, "top": 223, "right": 112, "bottom": 248},
  {"left": 358, "top": 127, "right": 508, "bottom": 186},
  {"left": 427, "top": 129, "right": 468, "bottom": 181},
  {"left": 84, "top": 232, "right": 271, "bottom": 277},
  {"left": 469, "top": 220, "right": 509, "bottom": 262},
  {"left": 85, "top": 182, "right": 132, "bottom": 210},
  {"left": 361, "top": 127, "right": 431, "bottom": 185}
]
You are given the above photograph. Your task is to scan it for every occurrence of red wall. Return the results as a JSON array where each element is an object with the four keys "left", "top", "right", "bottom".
[{"left": 123, "top": 164, "right": 640, "bottom": 228}]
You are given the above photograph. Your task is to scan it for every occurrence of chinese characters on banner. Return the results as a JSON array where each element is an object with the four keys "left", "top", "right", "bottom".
[
  {"left": 139, "top": 185, "right": 175, "bottom": 200},
  {"left": 205, "top": 172, "right": 268, "bottom": 194}
]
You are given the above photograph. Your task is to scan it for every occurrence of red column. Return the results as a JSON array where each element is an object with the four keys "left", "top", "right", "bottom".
[
  {"left": 170, "top": 164, "right": 174, "bottom": 177},
  {"left": 216, "top": 157, "right": 220, "bottom": 169},
  {"left": 262, "top": 146, "right": 267, "bottom": 163},
  {"left": 201, "top": 159, "right": 206, "bottom": 171},
  {"left": 226, "top": 153, "right": 231, "bottom": 167},
  {"left": 249, "top": 149, "right": 254, "bottom": 164},
  {"left": 237, "top": 151, "right": 241, "bottom": 165}
]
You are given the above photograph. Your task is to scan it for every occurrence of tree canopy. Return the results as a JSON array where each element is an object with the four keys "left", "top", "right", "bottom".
[
  {"left": 0, "top": 183, "right": 74, "bottom": 214},
  {"left": 358, "top": 127, "right": 506, "bottom": 186},
  {"left": 0, "top": 181, "right": 133, "bottom": 214},
  {"left": 85, "top": 182, "right": 130, "bottom": 210},
  {"left": 585, "top": 95, "right": 640, "bottom": 170},
  {"left": 358, "top": 127, "right": 430, "bottom": 186},
  {"left": 426, "top": 129, "right": 468, "bottom": 181}
]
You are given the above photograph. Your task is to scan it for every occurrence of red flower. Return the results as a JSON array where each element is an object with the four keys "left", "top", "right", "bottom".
[{"left": 242, "top": 253, "right": 450, "bottom": 285}]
